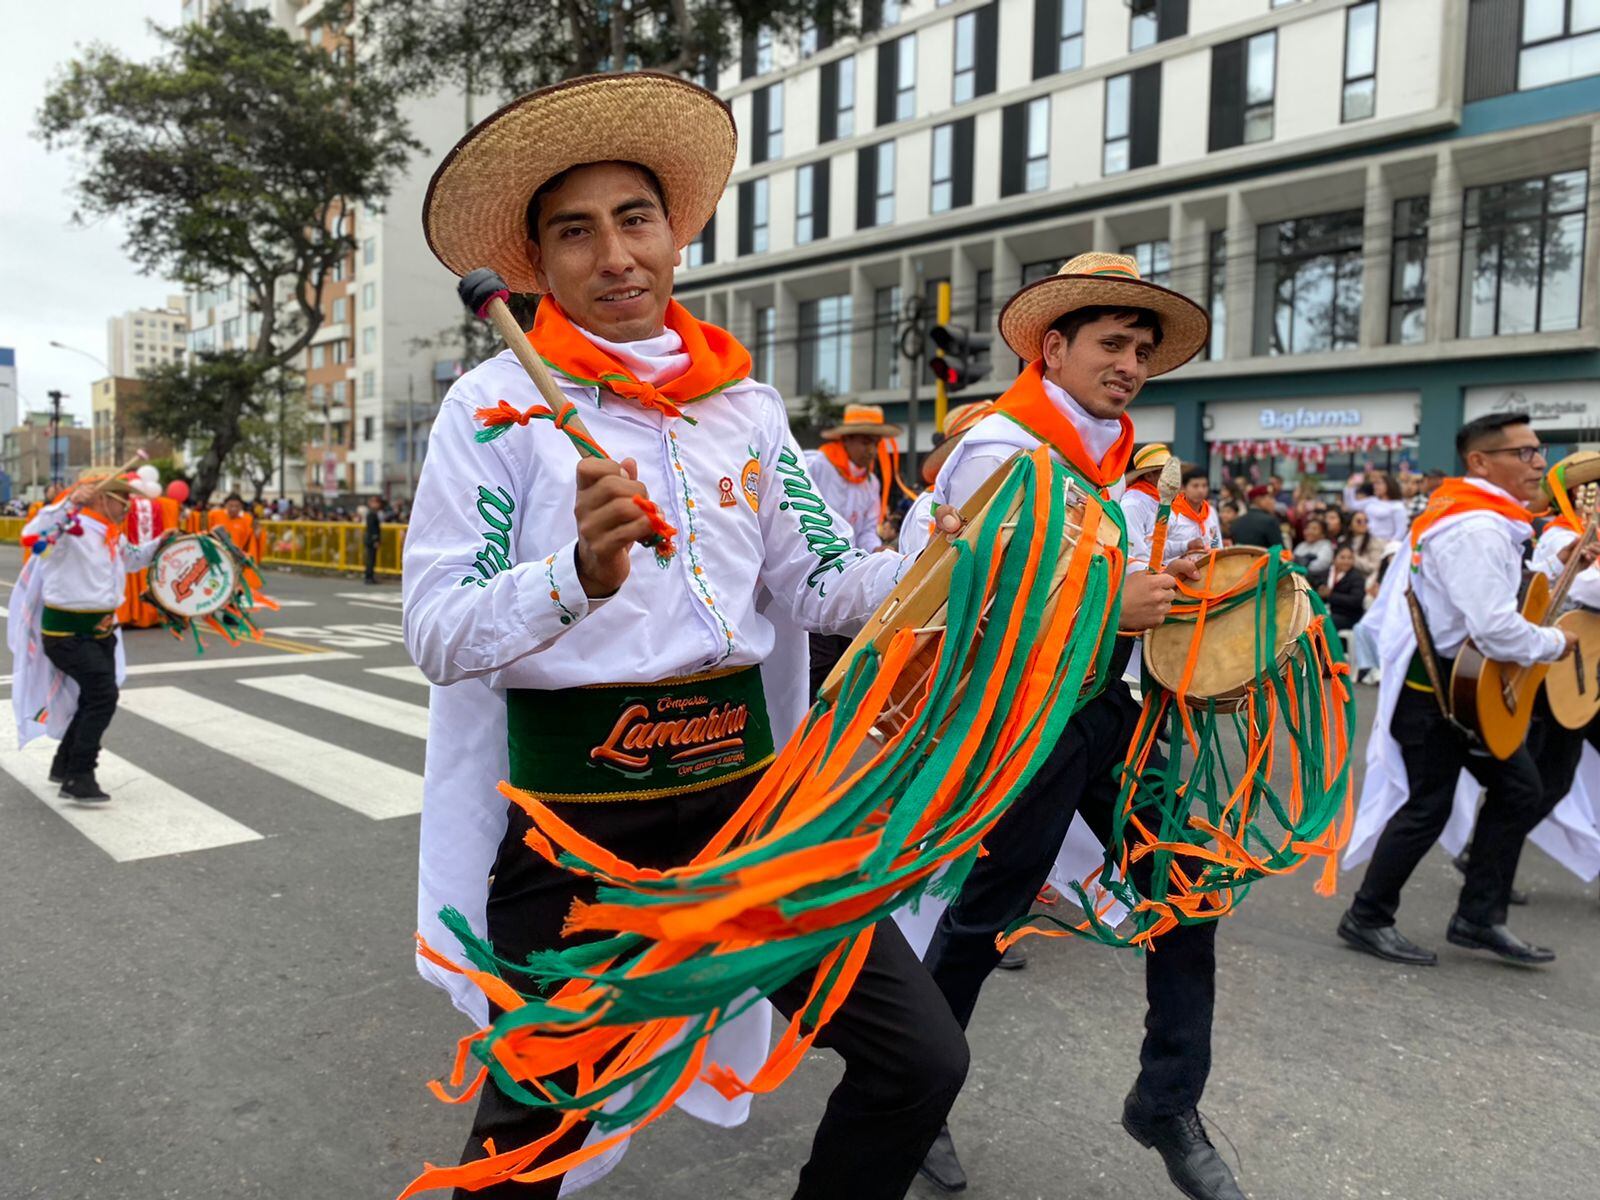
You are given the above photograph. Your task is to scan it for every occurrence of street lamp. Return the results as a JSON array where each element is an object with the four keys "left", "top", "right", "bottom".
[
  {"left": 50, "top": 340, "right": 112, "bottom": 471},
  {"left": 48, "top": 340, "right": 111, "bottom": 374}
]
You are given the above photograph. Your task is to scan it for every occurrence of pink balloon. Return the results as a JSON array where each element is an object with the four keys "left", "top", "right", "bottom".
[{"left": 166, "top": 480, "right": 190, "bottom": 503}]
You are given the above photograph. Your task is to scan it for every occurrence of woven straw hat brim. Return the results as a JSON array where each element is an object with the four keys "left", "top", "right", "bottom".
[
  {"left": 999, "top": 275, "right": 1210, "bottom": 376},
  {"left": 920, "top": 435, "right": 964, "bottom": 484},
  {"left": 821, "top": 423, "right": 902, "bottom": 441},
  {"left": 423, "top": 72, "right": 737, "bottom": 294},
  {"left": 1550, "top": 451, "right": 1600, "bottom": 492}
]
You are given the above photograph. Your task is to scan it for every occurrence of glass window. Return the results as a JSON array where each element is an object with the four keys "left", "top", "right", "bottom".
[
  {"left": 1059, "top": 0, "right": 1084, "bottom": 72},
  {"left": 362, "top": 326, "right": 376, "bottom": 354},
  {"left": 752, "top": 177, "right": 770, "bottom": 253},
  {"left": 1343, "top": 2, "right": 1378, "bottom": 122},
  {"left": 362, "top": 369, "right": 375, "bottom": 399},
  {"left": 1120, "top": 240, "right": 1171, "bottom": 287},
  {"left": 754, "top": 306, "right": 776, "bottom": 383},
  {"left": 363, "top": 282, "right": 376, "bottom": 310},
  {"left": 1131, "top": 5, "right": 1156, "bottom": 51},
  {"left": 311, "top": 344, "right": 326, "bottom": 369},
  {"left": 1388, "top": 197, "right": 1429, "bottom": 344},
  {"left": 896, "top": 34, "right": 916, "bottom": 121},
  {"left": 334, "top": 339, "right": 347, "bottom": 363},
  {"left": 837, "top": 56, "right": 856, "bottom": 138},
  {"left": 953, "top": 12, "right": 977, "bottom": 104},
  {"left": 1021, "top": 98, "right": 1051, "bottom": 192},
  {"left": 930, "top": 124, "right": 955, "bottom": 214},
  {"left": 756, "top": 26, "right": 774, "bottom": 74},
  {"left": 875, "top": 141, "right": 896, "bottom": 226},
  {"left": 1254, "top": 210, "right": 1365, "bottom": 356},
  {"left": 1103, "top": 73, "right": 1131, "bottom": 175},
  {"left": 798, "top": 295, "right": 853, "bottom": 395},
  {"left": 331, "top": 297, "right": 347, "bottom": 324},
  {"left": 800, "top": 20, "right": 818, "bottom": 58},
  {"left": 796, "top": 164, "right": 816, "bottom": 244},
  {"left": 1245, "top": 31, "right": 1277, "bottom": 143},
  {"left": 1460, "top": 170, "right": 1588, "bottom": 337},
  {"left": 686, "top": 238, "right": 706, "bottom": 269},
  {"left": 363, "top": 238, "right": 375, "bottom": 265},
  {"left": 1519, "top": 0, "right": 1600, "bottom": 88},
  {"left": 767, "top": 81, "right": 784, "bottom": 161},
  {"left": 975, "top": 269, "right": 994, "bottom": 334},
  {"left": 873, "top": 285, "right": 903, "bottom": 389},
  {"left": 1206, "top": 230, "right": 1227, "bottom": 360}
]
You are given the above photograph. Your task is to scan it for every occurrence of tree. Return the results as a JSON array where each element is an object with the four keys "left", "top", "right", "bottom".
[
  {"left": 38, "top": 6, "right": 421, "bottom": 504},
  {"left": 333, "top": 0, "right": 871, "bottom": 110}
]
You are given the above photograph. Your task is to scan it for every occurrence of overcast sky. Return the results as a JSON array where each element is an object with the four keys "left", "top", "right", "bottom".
[{"left": 1, "top": 1, "right": 180, "bottom": 426}]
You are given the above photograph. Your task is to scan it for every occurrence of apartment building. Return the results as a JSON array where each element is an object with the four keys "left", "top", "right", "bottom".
[
  {"left": 678, "top": 0, "right": 1600, "bottom": 478},
  {"left": 106, "top": 296, "right": 188, "bottom": 378},
  {"left": 89, "top": 376, "right": 178, "bottom": 468}
]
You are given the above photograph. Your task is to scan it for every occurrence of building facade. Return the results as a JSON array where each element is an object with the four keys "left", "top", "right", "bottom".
[
  {"left": 105, "top": 296, "right": 188, "bottom": 379},
  {"left": 1, "top": 411, "right": 91, "bottom": 504},
  {"left": 677, "top": 0, "right": 1600, "bottom": 479},
  {"left": 89, "top": 376, "right": 178, "bottom": 469}
]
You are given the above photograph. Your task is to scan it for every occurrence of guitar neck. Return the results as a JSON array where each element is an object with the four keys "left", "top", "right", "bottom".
[{"left": 1544, "top": 519, "right": 1599, "bottom": 622}]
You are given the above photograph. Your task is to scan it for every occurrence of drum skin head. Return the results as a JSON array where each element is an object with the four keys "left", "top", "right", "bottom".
[
  {"left": 147, "top": 534, "right": 240, "bottom": 620},
  {"left": 1143, "top": 546, "right": 1310, "bottom": 710}
]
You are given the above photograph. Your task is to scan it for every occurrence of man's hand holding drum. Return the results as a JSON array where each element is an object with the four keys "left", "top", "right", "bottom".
[{"left": 1119, "top": 554, "right": 1200, "bottom": 632}]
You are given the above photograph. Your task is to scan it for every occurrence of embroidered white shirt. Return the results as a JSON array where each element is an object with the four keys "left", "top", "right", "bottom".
[
  {"left": 402, "top": 350, "right": 908, "bottom": 690},
  {"left": 1532, "top": 523, "right": 1600, "bottom": 612},
  {"left": 20, "top": 502, "right": 159, "bottom": 611},
  {"left": 805, "top": 450, "right": 884, "bottom": 552}
]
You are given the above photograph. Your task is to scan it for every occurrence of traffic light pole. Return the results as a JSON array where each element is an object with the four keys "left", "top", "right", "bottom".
[
  {"left": 47, "top": 389, "right": 64, "bottom": 491},
  {"left": 934, "top": 282, "right": 951, "bottom": 433},
  {"left": 898, "top": 295, "right": 930, "bottom": 485}
]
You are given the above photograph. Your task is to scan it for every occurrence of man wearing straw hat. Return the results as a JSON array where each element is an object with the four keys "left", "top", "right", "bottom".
[
  {"left": 9, "top": 468, "right": 164, "bottom": 802},
  {"left": 917, "top": 254, "right": 1246, "bottom": 1200},
  {"left": 404, "top": 72, "right": 967, "bottom": 1199}
]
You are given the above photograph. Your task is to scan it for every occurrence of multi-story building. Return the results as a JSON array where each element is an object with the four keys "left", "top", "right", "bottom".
[
  {"left": 1, "top": 411, "right": 91, "bottom": 504},
  {"left": 678, "top": 0, "right": 1600, "bottom": 479},
  {"left": 105, "top": 296, "right": 188, "bottom": 379},
  {"left": 89, "top": 377, "right": 177, "bottom": 468}
]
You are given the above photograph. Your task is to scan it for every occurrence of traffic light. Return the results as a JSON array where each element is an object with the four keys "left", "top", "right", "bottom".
[{"left": 928, "top": 324, "right": 992, "bottom": 394}]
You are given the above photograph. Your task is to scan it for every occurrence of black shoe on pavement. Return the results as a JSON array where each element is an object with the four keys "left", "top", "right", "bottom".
[
  {"left": 1337, "top": 911, "right": 1438, "bottom": 966},
  {"left": 917, "top": 1125, "right": 967, "bottom": 1193},
  {"left": 1446, "top": 915, "right": 1555, "bottom": 965},
  {"left": 1452, "top": 852, "right": 1530, "bottom": 906},
  {"left": 1121, "top": 1092, "right": 1245, "bottom": 1200},
  {"left": 997, "top": 943, "right": 1028, "bottom": 971},
  {"left": 59, "top": 775, "right": 110, "bottom": 802},
  {"left": 48, "top": 762, "right": 67, "bottom": 785}
]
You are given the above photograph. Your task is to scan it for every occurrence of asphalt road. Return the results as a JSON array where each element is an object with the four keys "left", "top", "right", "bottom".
[{"left": 1, "top": 546, "right": 1595, "bottom": 1200}]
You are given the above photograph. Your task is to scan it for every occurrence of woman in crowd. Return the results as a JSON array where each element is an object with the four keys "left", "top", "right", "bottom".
[
  {"left": 1318, "top": 544, "right": 1368, "bottom": 631},
  {"left": 1342, "top": 510, "right": 1389, "bottom": 580},
  {"left": 1342, "top": 470, "right": 1409, "bottom": 542},
  {"left": 1293, "top": 517, "right": 1335, "bottom": 584}
]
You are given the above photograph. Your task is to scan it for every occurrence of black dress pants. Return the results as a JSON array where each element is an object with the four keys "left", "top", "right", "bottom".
[
  {"left": 42, "top": 633, "right": 119, "bottom": 776},
  {"left": 807, "top": 633, "right": 852, "bottom": 701},
  {"left": 363, "top": 539, "right": 379, "bottom": 583},
  {"left": 1350, "top": 687, "right": 1547, "bottom": 929},
  {"left": 923, "top": 685, "right": 1217, "bottom": 1117},
  {"left": 457, "top": 778, "right": 969, "bottom": 1200}
]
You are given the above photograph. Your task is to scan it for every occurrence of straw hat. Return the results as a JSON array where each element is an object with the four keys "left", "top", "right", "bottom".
[
  {"left": 821, "top": 403, "right": 903, "bottom": 442},
  {"left": 1545, "top": 450, "right": 1600, "bottom": 499},
  {"left": 76, "top": 468, "right": 159, "bottom": 500},
  {"left": 422, "top": 72, "right": 737, "bottom": 294},
  {"left": 921, "top": 401, "right": 995, "bottom": 484},
  {"left": 1125, "top": 442, "right": 1173, "bottom": 482},
  {"left": 998, "top": 252, "right": 1209, "bottom": 376}
]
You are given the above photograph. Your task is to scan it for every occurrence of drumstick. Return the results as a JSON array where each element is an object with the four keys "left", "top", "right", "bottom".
[
  {"left": 33, "top": 449, "right": 150, "bottom": 558},
  {"left": 456, "top": 269, "right": 676, "bottom": 561},
  {"left": 1146, "top": 457, "right": 1183, "bottom": 573}
]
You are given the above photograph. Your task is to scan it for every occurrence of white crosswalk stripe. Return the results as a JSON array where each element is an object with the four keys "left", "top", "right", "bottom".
[
  {"left": 125, "top": 685, "right": 422, "bottom": 819},
  {"left": 0, "top": 725, "right": 262, "bottom": 862},
  {"left": 365, "top": 664, "right": 428, "bottom": 687},
  {"left": 336, "top": 591, "right": 403, "bottom": 606},
  {"left": 240, "top": 674, "right": 429, "bottom": 739}
]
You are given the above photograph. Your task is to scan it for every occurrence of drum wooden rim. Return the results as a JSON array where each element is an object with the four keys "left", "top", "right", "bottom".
[{"left": 147, "top": 533, "right": 239, "bottom": 620}]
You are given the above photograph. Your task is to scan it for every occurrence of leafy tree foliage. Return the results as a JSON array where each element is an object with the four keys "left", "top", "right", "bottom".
[{"left": 38, "top": 6, "right": 420, "bottom": 503}]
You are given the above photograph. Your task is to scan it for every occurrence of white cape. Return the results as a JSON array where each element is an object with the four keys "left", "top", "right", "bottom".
[
  {"left": 1344, "top": 522, "right": 1600, "bottom": 882},
  {"left": 7, "top": 550, "right": 127, "bottom": 749}
]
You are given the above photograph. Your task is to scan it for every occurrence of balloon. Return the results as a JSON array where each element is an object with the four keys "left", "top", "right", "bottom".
[
  {"left": 166, "top": 480, "right": 190, "bottom": 503},
  {"left": 136, "top": 464, "right": 160, "bottom": 484}
]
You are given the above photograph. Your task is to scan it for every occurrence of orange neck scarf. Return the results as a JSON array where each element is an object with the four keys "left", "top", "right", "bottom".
[
  {"left": 994, "top": 362, "right": 1134, "bottom": 494},
  {"left": 1125, "top": 477, "right": 1160, "bottom": 500},
  {"left": 820, "top": 440, "right": 913, "bottom": 526},
  {"left": 1174, "top": 494, "right": 1211, "bottom": 526},
  {"left": 530, "top": 297, "right": 751, "bottom": 421},
  {"left": 1409, "top": 478, "right": 1534, "bottom": 560}
]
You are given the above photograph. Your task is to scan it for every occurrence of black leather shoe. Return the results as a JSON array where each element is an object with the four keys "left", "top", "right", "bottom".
[
  {"left": 1446, "top": 915, "right": 1555, "bottom": 965},
  {"left": 59, "top": 775, "right": 110, "bottom": 802},
  {"left": 48, "top": 765, "right": 67, "bottom": 784},
  {"left": 917, "top": 1125, "right": 967, "bottom": 1193},
  {"left": 1452, "top": 853, "right": 1530, "bottom": 906},
  {"left": 1121, "top": 1092, "right": 1245, "bottom": 1200},
  {"left": 997, "top": 943, "right": 1028, "bottom": 970},
  {"left": 1337, "top": 911, "right": 1438, "bottom": 965}
]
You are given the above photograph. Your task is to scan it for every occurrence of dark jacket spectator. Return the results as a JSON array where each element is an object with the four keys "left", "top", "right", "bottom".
[
  {"left": 1319, "top": 548, "right": 1368, "bottom": 630},
  {"left": 1227, "top": 487, "right": 1285, "bottom": 549}
]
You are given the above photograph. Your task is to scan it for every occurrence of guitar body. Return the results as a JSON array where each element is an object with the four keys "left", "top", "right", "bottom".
[
  {"left": 1543, "top": 609, "right": 1600, "bottom": 730},
  {"left": 1449, "top": 572, "right": 1550, "bottom": 760}
]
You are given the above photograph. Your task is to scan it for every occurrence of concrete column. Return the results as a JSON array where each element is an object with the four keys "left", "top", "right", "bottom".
[
  {"left": 1424, "top": 149, "right": 1462, "bottom": 345},
  {"left": 1223, "top": 191, "right": 1255, "bottom": 361},
  {"left": 1168, "top": 202, "right": 1207, "bottom": 306},
  {"left": 994, "top": 234, "right": 1021, "bottom": 311},
  {"left": 1359, "top": 162, "right": 1394, "bottom": 349},
  {"left": 851, "top": 261, "right": 878, "bottom": 398},
  {"left": 1092, "top": 214, "right": 1114, "bottom": 254},
  {"left": 1418, "top": 379, "right": 1464, "bottom": 472},
  {"left": 949, "top": 243, "right": 975, "bottom": 327},
  {"left": 1174, "top": 396, "right": 1206, "bottom": 465},
  {"left": 774, "top": 280, "right": 800, "bottom": 414}
]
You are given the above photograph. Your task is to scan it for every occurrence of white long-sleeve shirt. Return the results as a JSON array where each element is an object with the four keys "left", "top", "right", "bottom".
[
  {"left": 897, "top": 490, "right": 937, "bottom": 560},
  {"left": 402, "top": 347, "right": 908, "bottom": 691},
  {"left": 1343, "top": 487, "right": 1411, "bottom": 543},
  {"left": 805, "top": 450, "right": 883, "bottom": 552},
  {"left": 1410, "top": 478, "right": 1565, "bottom": 665},
  {"left": 20, "top": 502, "right": 158, "bottom": 611},
  {"left": 1533, "top": 523, "right": 1600, "bottom": 612}
]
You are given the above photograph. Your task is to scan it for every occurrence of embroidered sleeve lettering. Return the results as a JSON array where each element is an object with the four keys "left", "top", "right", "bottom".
[{"left": 774, "top": 447, "right": 856, "bottom": 589}]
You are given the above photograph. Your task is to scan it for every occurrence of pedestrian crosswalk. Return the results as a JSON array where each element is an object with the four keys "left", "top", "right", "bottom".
[{"left": 0, "top": 666, "right": 433, "bottom": 862}]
